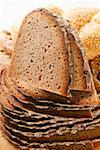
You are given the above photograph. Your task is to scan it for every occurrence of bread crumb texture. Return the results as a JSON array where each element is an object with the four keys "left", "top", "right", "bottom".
[{"left": 9, "top": 9, "right": 69, "bottom": 97}]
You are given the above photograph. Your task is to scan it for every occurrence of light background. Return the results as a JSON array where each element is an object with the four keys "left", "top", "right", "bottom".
[{"left": 0, "top": 0, "right": 99, "bottom": 30}]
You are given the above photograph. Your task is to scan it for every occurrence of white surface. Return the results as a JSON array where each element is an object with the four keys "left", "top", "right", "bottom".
[{"left": 0, "top": 0, "right": 100, "bottom": 30}]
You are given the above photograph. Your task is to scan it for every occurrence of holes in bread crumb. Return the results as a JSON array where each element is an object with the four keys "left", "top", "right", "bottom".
[
  {"left": 30, "top": 52, "right": 34, "bottom": 55},
  {"left": 16, "top": 56, "right": 19, "bottom": 58},
  {"left": 50, "top": 70, "right": 53, "bottom": 74},
  {"left": 37, "top": 66, "right": 39, "bottom": 70},
  {"left": 43, "top": 56, "right": 45, "bottom": 60},
  {"left": 48, "top": 45, "right": 51, "bottom": 48},
  {"left": 75, "top": 70, "right": 77, "bottom": 73},
  {"left": 58, "top": 57, "right": 61, "bottom": 60},
  {"left": 28, "top": 22, "right": 31, "bottom": 24},
  {"left": 44, "top": 26, "right": 48, "bottom": 28},
  {"left": 39, "top": 75, "right": 42, "bottom": 81},
  {"left": 54, "top": 25, "right": 57, "bottom": 27},
  {"left": 47, "top": 84, "right": 50, "bottom": 87},
  {"left": 31, "top": 59, "right": 33, "bottom": 62},
  {"left": 49, "top": 64, "right": 52, "bottom": 69},
  {"left": 58, "top": 86, "right": 61, "bottom": 89},
  {"left": 40, "top": 69, "right": 42, "bottom": 72},
  {"left": 19, "top": 33, "right": 21, "bottom": 37},
  {"left": 44, "top": 49, "right": 47, "bottom": 52}
]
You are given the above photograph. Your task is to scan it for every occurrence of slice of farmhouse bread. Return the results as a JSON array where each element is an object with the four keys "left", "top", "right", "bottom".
[
  {"left": 66, "top": 21, "right": 99, "bottom": 105},
  {"left": 8, "top": 8, "right": 69, "bottom": 97}
]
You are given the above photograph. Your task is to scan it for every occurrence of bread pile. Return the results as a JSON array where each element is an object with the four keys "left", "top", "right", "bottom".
[
  {"left": 0, "top": 8, "right": 100, "bottom": 150},
  {"left": 65, "top": 8, "right": 100, "bottom": 94}
]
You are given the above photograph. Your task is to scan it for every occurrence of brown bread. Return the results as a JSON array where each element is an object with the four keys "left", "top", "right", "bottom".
[
  {"left": 8, "top": 8, "right": 69, "bottom": 97},
  {"left": 66, "top": 21, "right": 99, "bottom": 105}
]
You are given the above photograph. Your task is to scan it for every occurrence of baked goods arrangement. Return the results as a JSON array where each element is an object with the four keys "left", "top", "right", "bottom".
[{"left": 0, "top": 8, "right": 100, "bottom": 150}]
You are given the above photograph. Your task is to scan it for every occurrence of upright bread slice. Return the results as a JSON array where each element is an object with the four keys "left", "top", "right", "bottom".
[
  {"left": 8, "top": 8, "right": 69, "bottom": 97},
  {"left": 66, "top": 21, "right": 99, "bottom": 104}
]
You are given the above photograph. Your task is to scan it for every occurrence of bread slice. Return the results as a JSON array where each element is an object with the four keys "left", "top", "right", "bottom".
[
  {"left": 2, "top": 113, "right": 100, "bottom": 143},
  {"left": 4, "top": 69, "right": 73, "bottom": 105},
  {"left": 8, "top": 8, "right": 69, "bottom": 97},
  {"left": 66, "top": 21, "right": 99, "bottom": 105},
  {"left": 0, "top": 129, "right": 94, "bottom": 150}
]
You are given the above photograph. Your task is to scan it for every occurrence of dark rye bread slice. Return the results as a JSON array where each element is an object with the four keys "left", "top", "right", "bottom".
[
  {"left": 66, "top": 21, "right": 99, "bottom": 105},
  {"left": 8, "top": 8, "right": 69, "bottom": 97}
]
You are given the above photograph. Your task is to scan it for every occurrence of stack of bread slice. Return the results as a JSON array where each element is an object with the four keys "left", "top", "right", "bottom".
[{"left": 0, "top": 8, "right": 100, "bottom": 150}]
